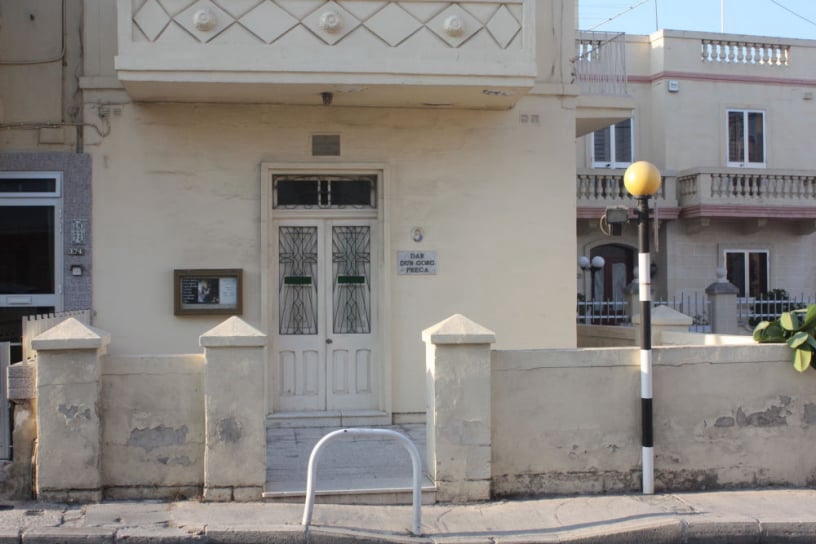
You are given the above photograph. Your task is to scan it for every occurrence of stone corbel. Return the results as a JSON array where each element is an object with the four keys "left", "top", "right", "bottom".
[
  {"left": 795, "top": 219, "right": 816, "bottom": 235},
  {"left": 744, "top": 218, "right": 768, "bottom": 235},
  {"left": 685, "top": 217, "right": 711, "bottom": 235}
]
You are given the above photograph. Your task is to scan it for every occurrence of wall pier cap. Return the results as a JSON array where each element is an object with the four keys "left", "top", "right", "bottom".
[
  {"left": 199, "top": 316, "right": 267, "bottom": 348},
  {"left": 31, "top": 318, "right": 111, "bottom": 351},
  {"left": 422, "top": 314, "right": 496, "bottom": 345},
  {"left": 632, "top": 304, "right": 694, "bottom": 328}
]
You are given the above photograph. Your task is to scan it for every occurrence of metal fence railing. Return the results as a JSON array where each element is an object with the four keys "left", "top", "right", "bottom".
[
  {"left": 578, "top": 291, "right": 816, "bottom": 333},
  {"left": 738, "top": 293, "right": 815, "bottom": 327},
  {"left": 577, "top": 293, "right": 711, "bottom": 332}
]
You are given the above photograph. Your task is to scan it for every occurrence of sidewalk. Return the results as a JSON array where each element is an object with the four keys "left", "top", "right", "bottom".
[{"left": 2, "top": 488, "right": 816, "bottom": 543}]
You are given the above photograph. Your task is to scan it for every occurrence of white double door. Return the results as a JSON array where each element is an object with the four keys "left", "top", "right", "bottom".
[{"left": 272, "top": 218, "right": 379, "bottom": 413}]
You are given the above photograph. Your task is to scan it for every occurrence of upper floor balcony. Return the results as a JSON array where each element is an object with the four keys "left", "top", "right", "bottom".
[
  {"left": 577, "top": 167, "right": 816, "bottom": 233},
  {"left": 116, "top": 0, "right": 536, "bottom": 108},
  {"left": 676, "top": 168, "right": 816, "bottom": 224},
  {"left": 573, "top": 31, "right": 634, "bottom": 136},
  {"left": 576, "top": 169, "right": 679, "bottom": 221}
]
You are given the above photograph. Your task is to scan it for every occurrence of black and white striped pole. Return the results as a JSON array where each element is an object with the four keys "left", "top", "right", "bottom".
[{"left": 623, "top": 161, "right": 662, "bottom": 495}]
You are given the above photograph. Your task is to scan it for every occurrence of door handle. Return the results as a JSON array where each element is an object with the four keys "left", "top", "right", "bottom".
[{"left": 326, "top": 338, "right": 333, "bottom": 344}]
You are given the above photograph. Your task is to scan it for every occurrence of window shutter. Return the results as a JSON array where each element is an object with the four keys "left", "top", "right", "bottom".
[
  {"left": 593, "top": 127, "right": 611, "bottom": 164},
  {"left": 614, "top": 119, "right": 632, "bottom": 164}
]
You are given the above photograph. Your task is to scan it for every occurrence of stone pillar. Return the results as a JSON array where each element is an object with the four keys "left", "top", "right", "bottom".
[
  {"left": 200, "top": 316, "right": 267, "bottom": 502},
  {"left": 632, "top": 304, "right": 694, "bottom": 345},
  {"left": 706, "top": 268, "right": 740, "bottom": 334},
  {"left": 422, "top": 314, "right": 495, "bottom": 503},
  {"left": 32, "top": 318, "right": 110, "bottom": 502}
]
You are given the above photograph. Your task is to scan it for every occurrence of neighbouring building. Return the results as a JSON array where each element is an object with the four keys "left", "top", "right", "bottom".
[{"left": 576, "top": 30, "right": 816, "bottom": 311}]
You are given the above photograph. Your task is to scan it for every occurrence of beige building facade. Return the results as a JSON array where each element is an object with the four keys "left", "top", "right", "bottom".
[
  {"left": 577, "top": 30, "right": 816, "bottom": 308},
  {"left": 3, "top": 0, "right": 595, "bottom": 422},
  {"left": 6, "top": 1, "right": 816, "bottom": 503}
]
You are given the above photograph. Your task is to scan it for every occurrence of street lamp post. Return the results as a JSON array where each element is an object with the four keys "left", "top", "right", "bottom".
[{"left": 623, "top": 161, "right": 662, "bottom": 495}]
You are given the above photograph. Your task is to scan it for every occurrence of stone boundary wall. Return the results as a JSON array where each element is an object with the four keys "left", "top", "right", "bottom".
[
  {"left": 576, "top": 324, "right": 635, "bottom": 347},
  {"left": 29, "top": 317, "right": 267, "bottom": 502},
  {"left": 101, "top": 355, "right": 204, "bottom": 500},
  {"left": 491, "top": 344, "right": 816, "bottom": 496}
]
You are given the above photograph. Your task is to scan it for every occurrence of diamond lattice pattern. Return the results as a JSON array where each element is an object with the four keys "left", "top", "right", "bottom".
[{"left": 131, "top": 0, "right": 523, "bottom": 48}]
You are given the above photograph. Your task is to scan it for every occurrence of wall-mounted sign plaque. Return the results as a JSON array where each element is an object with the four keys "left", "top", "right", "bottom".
[
  {"left": 397, "top": 251, "right": 437, "bottom": 275},
  {"left": 174, "top": 269, "right": 243, "bottom": 316}
]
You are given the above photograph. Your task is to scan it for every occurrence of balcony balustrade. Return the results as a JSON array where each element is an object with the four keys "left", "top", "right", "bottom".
[
  {"left": 577, "top": 168, "right": 816, "bottom": 223},
  {"left": 116, "top": 0, "right": 535, "bottom": 108},
  {"left": 676, "top": 169, "right": 816, "bottom": 219},
  {"left": 576, "top": 170, "right": 677, "bottom": 218},
  {"left": 701, "top": 39, "right": 790, "bottom": 66}
]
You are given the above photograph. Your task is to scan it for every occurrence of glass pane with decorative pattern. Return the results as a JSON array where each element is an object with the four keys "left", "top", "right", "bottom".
[
  {"left": 332, "top": 226, "right": 370, "bottom": 334},
  {"left": 279, "top": 227, "right": 318, "bottom": 334}
]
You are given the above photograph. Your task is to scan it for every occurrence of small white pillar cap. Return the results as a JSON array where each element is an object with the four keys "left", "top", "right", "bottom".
[
  {"left": 200, "top": 316, "right": 267, "bottom": 348},
  {"left": 31, "top": 317, "right": 111, "bottom": 351},
  {"left": 632, "top": 304, "right": 694, "bottom": 326},
  {"left": 422, "top": 314, "right": 496, "bottom": 345}
]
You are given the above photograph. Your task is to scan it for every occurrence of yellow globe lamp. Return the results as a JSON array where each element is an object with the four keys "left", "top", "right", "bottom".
[{"left": 623, "top": 161, "right": 662, "bottom": 197}]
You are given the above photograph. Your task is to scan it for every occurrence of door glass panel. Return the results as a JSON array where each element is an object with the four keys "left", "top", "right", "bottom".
[
  {"left": 748, "top": 252, "right": 768, "bottom": 298},
  {"left": 275, "top": 179, "right": 320, "bottom": 208},
  {"left": 274, "top": 175, "right": 376, "bottom": 208},
  {"left": 329, "top": 179, "right": 373, "bottom": 207},
  {"left": 332, "top": 226, "right": 370, "bottom": 334},
  {"left": 0, "top": 206, "right": 54, "bottom": 294},
  {"left": 726, "top": 252, "right": 746, "bottom": 297},
  {"left": 279, "top": 227, "right": 318, "bottom": 334}
]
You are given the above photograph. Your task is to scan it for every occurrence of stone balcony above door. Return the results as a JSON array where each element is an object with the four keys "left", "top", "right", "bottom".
[{"left": 116, "top": 0, "right": 536, "bottom": 109}]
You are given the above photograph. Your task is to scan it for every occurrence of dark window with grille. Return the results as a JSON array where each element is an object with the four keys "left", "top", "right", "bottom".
[{"left": 273, "top": 175, "right": 376, "bottom": 209}]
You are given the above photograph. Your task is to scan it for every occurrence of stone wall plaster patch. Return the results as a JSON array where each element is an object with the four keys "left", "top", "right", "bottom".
[
  {"left": 58, "top": 404, "right": 92, "bottom": 422},
  {"left": 157, "top": 455, "right": 193, "bottom": 466},
  {"left": 217, "top": 417, "right": 242, "bottom": 443},
  {"left": 127, "top": 425, "right": 189, "bottom": 453},
  {"left": 804, "top": 403, "right": 816, "bottom": 425}
]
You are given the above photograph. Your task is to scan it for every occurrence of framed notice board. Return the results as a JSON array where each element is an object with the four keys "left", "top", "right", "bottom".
[{"left": 174, "top": 269, "right": 243, "bottom": 316}]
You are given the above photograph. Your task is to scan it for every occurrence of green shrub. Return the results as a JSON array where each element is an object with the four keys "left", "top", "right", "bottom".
[{"left": 753, "top": 304, "right": 816, "bottom": 372}]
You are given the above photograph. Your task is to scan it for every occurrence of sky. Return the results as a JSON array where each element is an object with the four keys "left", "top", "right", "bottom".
[{"left": 579, "top": 0, "right": 816, "bottom": 40}]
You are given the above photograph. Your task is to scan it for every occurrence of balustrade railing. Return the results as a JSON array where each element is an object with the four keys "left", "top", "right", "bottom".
[
  {"left": 574, "top": 31, "right": 628, "bottom": 96},
  {"left": 677, "top": 169, "right": 816, "bottom": 207},
  {"left": 701, "top": 39, "right": 790, "bottom": 66},
  {"left": 577, "top": 170, "right": 672, "bottom": 204}
]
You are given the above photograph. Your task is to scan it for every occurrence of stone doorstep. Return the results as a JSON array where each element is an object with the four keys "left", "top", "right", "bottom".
[
  {"left": 262, "top": 484, "right": 437, "bottom": 506},
  {"left": 264, "top": 473, "right": 436, "bottom": 505},
  {"left": 266, "top": 423, "right": 430, "bottom": 505}
]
